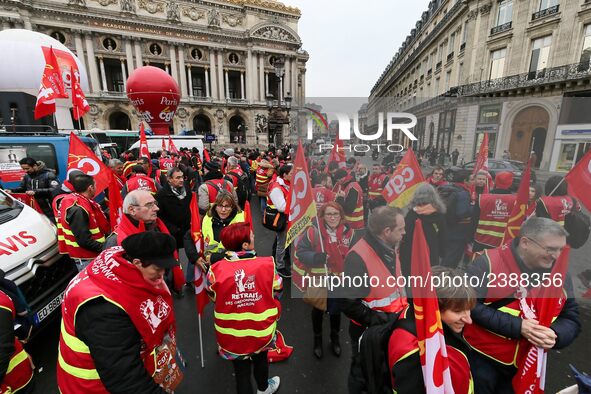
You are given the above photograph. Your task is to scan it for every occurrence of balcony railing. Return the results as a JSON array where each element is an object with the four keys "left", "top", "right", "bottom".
[
  {"left": 457, "top": 61, "right": 591, "bottom": 96},
  {"left": 491, "top": 21, "right": 512, "bottom": 36},
  {"left": 532, "top": 5, "right": 559, "bottom": 21},
  {"left": 446, "top": 52, "right": 454, "bottom": 62},
  {"left": 436, "top": 61, "right": 442, "bottom": 70},
  {"left": 427, "top": 68, "right": 432, "bottom": 77}
]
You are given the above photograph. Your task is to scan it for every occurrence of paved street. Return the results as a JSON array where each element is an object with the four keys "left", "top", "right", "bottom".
[{"left": 26, "top": 184, "right": 591, "bottom": 393}]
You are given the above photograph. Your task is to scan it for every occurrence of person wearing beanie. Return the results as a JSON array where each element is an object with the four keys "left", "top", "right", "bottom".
[
  {"left": 198, "top": 160, "right": 238, "bottom": 214},
  {"left": 491, "top": 171, "right": 513, "bottom": 194}
]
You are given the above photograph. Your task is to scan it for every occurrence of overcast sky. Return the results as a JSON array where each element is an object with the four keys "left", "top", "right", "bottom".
[{"left": 286, "top": 0, "right": 432, "bottom": 99}]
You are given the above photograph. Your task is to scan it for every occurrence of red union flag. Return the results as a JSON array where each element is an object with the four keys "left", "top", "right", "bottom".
[
  {"left": 168, "top": 135, "right": 179, "bottom": 154},
  {"left": 189, "top": 192, "right": 209, "bottom": 315},
  {"left": 382, "top": 149, "right": 425, "bottom": 207},
  {"left": 470, "top": 133, "right": 492, "bottom": 201},
  {"left": 411, "top": 220, "right": 455, "bottom": 394},
  {"left": 502, "top": 160, "right": 532, "bottom": 243},
  {"left": 67, "top": 133, "right": 111, "bottom": 195},
  {"left": 566, "top": 148, "right": 591, "bottom": 212},
  {"left": 285, "top": 140, "right": 317, "bottom": 248},
  {"left": 71, "top": 66, "right": 90, "bottom": 120},
  {"left": 139, "top": 123, "right": 150, "bottom": 159},
  {"left": 326, "top": 136, "right": 347, "bottom": 171},
  {"left": 34, "top": 47, "right": 68, "bottom": 119},
  {"left": 107, "top": 172, "right": 123, "bottom": 231},
  {"left": 512, "top": 246, "right": 571, "bottom": 394}
]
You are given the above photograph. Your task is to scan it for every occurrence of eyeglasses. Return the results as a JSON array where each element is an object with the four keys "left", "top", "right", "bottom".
[
  {"left": 524, "top": 237, "right": 564, "bottom": 255},
  {"left": 134, "top": 201, "right": 158, "bottom": 209},
  {"left": 217, "top": 204, "right": 233, "bottom": 210}
]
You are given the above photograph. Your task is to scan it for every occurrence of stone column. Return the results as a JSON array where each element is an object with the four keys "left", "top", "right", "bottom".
[
  {"left": 259, "top": 53, "right": 265, "bottom": 101},
  {"left": 240, "top": 71, "right": 245, "bottom": 100},
  {"left": 217, "top": 50, "right": 225, "bottom": 100},
  {"left": 246, "top": 47, "right": 253, "bottom": 102},
  {"left": 178, "top": 46, "right": 188, "bottom": 97},
  {"left": 291, "top": 59, "right": 297, "bottom": 100},
  {"left": 120, "top": 58, "right": 127, "bottom": 90},
  {"left": 165, "top": 63, "right": 170, "bottom": 75},
  {"left": 84, "top": 34, "right": 101, "bottom": 93},
  {"left": 134, "top": 39, "right": 143, "bottom": 68},
  {"left": 284, "top": 57, "right": 291, "bottom": 96},
  {"left": 98, "top": 56, "right": 108, "bottom": 91},
  {"left": 170, "top": 44, "right": 178, "bottom": 84},
  {"left": 300, "top": 69, "right": 306, "bottom": 104},
  {"left": 265, "top": 72, "right": 269, "bottom": 96},
  {"left": 74, "top": 32, "right": 87, "bottom": 75},
  {"left": 125, "top": 38, "right": 134, "bottom": 74},
  {"left": 209, "top": 49, "right": 218, "bottom": 100},
  {"left": 224, "top": 70, "right": 230, "bottom": 99},
  {"left": 188, "top": 65, "right": 193, "bottom": 97},
  {"left": 205, "top": 66, "right": 210, "bottom": 97}
]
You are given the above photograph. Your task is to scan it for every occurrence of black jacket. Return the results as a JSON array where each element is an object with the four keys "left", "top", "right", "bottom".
[
  {"left": 155, "top": 183, "right": 191, "bottom": 246},
  {"left": 399, "top": 208, "right": 447, "bottom": 278},
  {"left": 11, "top": 163, "right": 60, "bottom": 218},
  {"left": 75, "top": 299, "right": 166, "bottom": 394},
  {"left": 66, "top": 205, "right": 106, "bottom": 254},
  {"left": 467, "top": 239, "right": 581, "bottom": 349}
]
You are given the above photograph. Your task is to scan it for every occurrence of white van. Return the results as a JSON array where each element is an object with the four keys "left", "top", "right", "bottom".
[
  {"left": 129, "top": 136, "right": 204, "bottom": 160},
  {"left": 0, "top": 190, "right": 77, "bottom": 333}
]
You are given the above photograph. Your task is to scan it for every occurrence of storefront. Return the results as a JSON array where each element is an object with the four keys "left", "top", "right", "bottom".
[{"left": 549, "top": 125, "right": 591, "bottom": 172}]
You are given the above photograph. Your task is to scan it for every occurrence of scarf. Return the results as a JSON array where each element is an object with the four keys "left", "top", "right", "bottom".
[{"left": 171, "top": 185, "right": 187, "bottom": 200}]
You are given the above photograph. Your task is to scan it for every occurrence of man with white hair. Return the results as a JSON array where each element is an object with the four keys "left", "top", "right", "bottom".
[
  {"left": 103, "top": 190, "right": 170, "bottom": 249},
  {"left": 108, "top": 159, "right": 126, "bottom": 187}
]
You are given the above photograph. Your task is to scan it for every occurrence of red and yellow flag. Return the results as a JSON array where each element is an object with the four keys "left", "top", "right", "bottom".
[
  {"left": 411, "top": 220, "right": 455, "bottom": 393},
  {"left": 285, "top": 140, "right": 317, "bottom": 248},
  {"left": 502, "top": 160, "right": 532, "bottom": 243},
  {"left": 382, "top": 149, "right": 424, "bottom": 208}
]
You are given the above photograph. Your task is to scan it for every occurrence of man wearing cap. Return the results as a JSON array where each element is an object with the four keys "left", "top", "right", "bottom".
[
  {"left": 57, "top": 232, "right": 183, "bottom": 394},
  {"left": 198, "top": 160, "right": 237, "bottom": 214}
]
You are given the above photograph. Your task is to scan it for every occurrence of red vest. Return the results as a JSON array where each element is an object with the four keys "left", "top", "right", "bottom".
[
  {"left": 226, "top": 167, "right": 245, "bottom": 188},
  {"left": 126, "top": 174, "right": 158, "bottom": 194},
  {"left": 349, "top": 239, "right": 407, "bottom": 316},
  {"left": 312, "top": 186, "right": 336, "bottom": 209},
  {"left": 58, "top": 194, "right": 110, "bottom": 259},
  {"left": 205, "top": 179, "right": 234, "bottom": 204},
  {"left": 266, "top": 180, "right": 289, "bottom": 211},
  {"left": 343, "top": 181, "right": 365, "bottom": 230},
  {"left": 388, "top": 311, "right": 472, "bottom": 394},
  {"left": 539, "top": 196, "right": 574, "bottom": 226},
  {"left": 53, "top": 193, "right": 69, "bottom": 249},
  {"left": 209, "top": 256, "right": 280, "bottom": 356},
  {"left": 57, "top": 248, "right": 181, "bottom": 393},
  {"left": 367, "top": 173, "right": 387, "bottom": 200},
  {"left": 0, "top": 291, "right": 33, "bottom": 393},
  {"left": 292, "top": 222, "right": 354, "bottom": 291},
  {"left": 463, "top": 245, "right": 566, "bottom": 366},
  {"left": 474, "top": 194, "right": 516, "bottom": 249}
]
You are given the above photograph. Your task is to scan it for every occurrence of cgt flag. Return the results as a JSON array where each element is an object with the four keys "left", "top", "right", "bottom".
[
  {"left": 502, "top": 159, "right": 532, "bottom": 243},
  {"left": 470, "top": 133, "right": 492, "bottom": 202},
  {"left": 382, "top": 149, "right": 425, "bottom": 208},
  {"left": 71, "top": 66, "right": 90, "bottom": 121},
  {"left": 67, "top": 133, "right": 112, "bottom": 195},
  {"left": 326, "top": 136, "right": 347, "bottom": 172},
  {"left": 168, "top": 135, "right": 179, "bottom": 155},
  {"left": 411, "top": 220, "right": 455, "bottom": 394},
  {"left": 107, "top": 171, "right": 123, "bottom": 231},
  {"left": 565, "top": 148, "right": 591, "bottom": 212},
  {"left": 512, "top": 246, "right": 571, "bottom": 394},
  {"left": 35, "top": 47, "right": 69, "bottom": 119},
  {"left": 190, "top": 192, "right": 209, "bottom": 315},
  {"left": 285, "top": 140, "right": 317, "bottom": 248}
]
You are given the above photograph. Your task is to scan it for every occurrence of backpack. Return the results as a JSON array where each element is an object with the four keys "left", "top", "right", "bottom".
[
  {"left": 358, "top": 312, "right": 402, "bottom": 394},
  {"left": 565, "top": 200, "right": 591, "bottom": 249},
  {"left": 227, "top": 170, "right": 250, "bottom": 208}
]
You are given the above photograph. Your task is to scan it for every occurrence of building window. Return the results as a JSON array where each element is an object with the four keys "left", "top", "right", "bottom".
[
  {"left": 496, "top": 0, "right": 513, "bottom": 26},
  {"left": 444, "top": 70, "right": 451, "bottom": 91},
  {"left": 51, "top": 31, "right": 66, "bottom": 44},
  {"left": 437, "top": 44, "right": 444, "bottom": 63},
  {"left": 462, "top": 21, "right": 468, "bottom": 44},
  {"left": 448, "top": 33, "right": 455, "bottom": 54},
  {"left": 457, "top": 62, "right": 464, "bottom": 85},
  {"left": 528, "top": 35, "right": 552, "bottom": 79},
  {"left": 478, "top": 105, "right": 501, "bottom": 124},
  {"left": 538, "top": 0, "right": 558, "bottom": 11},
  {"left": 490, "top": 48, "right": 506, "bottom": 79},
  {"left": 579, "top": 25, "right": 591, "bottom": 69},
  {"left": 102, "top": 37, "right": 117, "bottom": 51}
]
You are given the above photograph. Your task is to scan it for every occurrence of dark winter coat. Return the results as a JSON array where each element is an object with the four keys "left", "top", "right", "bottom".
[
  {"left": 155, "top": 182, "right": 192, "bottom": 247},
  {"left": 10, "top": 162, "right": 60, "bottom": 218}
]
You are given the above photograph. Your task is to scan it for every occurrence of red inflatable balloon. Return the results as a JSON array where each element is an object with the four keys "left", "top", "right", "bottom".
[{"left": 126, "top": 66, "right": 180, "bottom": 135}]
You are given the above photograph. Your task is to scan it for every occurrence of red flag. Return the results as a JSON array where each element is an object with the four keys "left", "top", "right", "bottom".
[
  {"left": 190, "top": 192, "right": 209, "bottom": 315},
  {"left": 326, "top": 136, "right": 347, "bottom": 172},
  {"left": 502, "top": 160, "right": 532, "bottom": 243},
  {"left": 565, "top": 148, "right": 591, "bottom": 212},
  {"left": 161, "top": 138, "right": 167, "bottom": 152},
  {"left": 285, "top": 140, "right": 317, "bottom": 248},
  {"left": 168, "top": 135, "right": 179, "bottom": 154},
  {"left": 71, "top": 66, "right": 90, "bottom": 120},
  {"left": 382, "top": 149, "right": 425, "bottom": 207},
  {"left": 470, "top": 133, "right": 492, "bottom": 201},
  {"left": 107, "top": 172, "right": 123, "bottom": 231},
  {"left": 10, "top": 193, "right": 44, "bottom": 214},
  {"left": 244, "top": 200, "right": 253, "bottom": 231},
  {"left": 34, "top": 47, "right": 68, "bottom": 119},
  {"left": 411, "top": 220, "right": 455, "bottom": 393},
  {"left": 67, "top": 133, "right": 111, "bottom": 195},
  {"left": 203, "top": 148, "right": 211, "bottom": 163},
  {"left": 512, "top": 247, "right": 571, "bottom": 394}
]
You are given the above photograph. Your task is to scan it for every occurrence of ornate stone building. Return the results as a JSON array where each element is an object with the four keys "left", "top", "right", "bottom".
[
  {"left": 0, "top": 0, "right": 308, "bottom": 145},
  {"left": 369, "top": 0, "right": 591, "bottom": 171}
]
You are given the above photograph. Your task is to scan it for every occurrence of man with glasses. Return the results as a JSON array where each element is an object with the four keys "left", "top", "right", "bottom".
[
  {"left": 464, "top": 217, "right": 581, "bottom": 394},
  {"left": 103, "top": 190, "right": 168, "bottom": 250}
]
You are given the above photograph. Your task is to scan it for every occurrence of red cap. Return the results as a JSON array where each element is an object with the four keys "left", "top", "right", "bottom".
[{"left": 494, "top": 171, "right": 513, "bottom": 189}]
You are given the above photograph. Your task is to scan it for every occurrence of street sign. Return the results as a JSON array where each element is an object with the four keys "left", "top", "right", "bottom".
[{"left": 204, "top": 134, "right": 216, "bottom": 142}]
